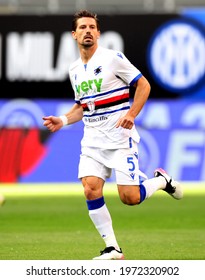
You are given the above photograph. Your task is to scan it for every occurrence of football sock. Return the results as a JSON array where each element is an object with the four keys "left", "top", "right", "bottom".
[
  {"left": 87, "top": 197, "right": 120, "bottom": 250},
  {"left": 141, "top": 177, "right": 166, "bottom": 199}
]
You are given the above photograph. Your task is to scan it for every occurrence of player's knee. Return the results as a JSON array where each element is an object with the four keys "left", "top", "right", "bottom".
[
  {"left": 82, "top": 176, "right": 103, "bottom": 200},
  {"left": 84, "top": 187, "right": 99, "bottom": 200}
]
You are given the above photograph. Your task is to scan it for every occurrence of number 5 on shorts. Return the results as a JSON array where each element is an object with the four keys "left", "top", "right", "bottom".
[{"left": 127, "top": 157, "right": 135, "bottom": 171}]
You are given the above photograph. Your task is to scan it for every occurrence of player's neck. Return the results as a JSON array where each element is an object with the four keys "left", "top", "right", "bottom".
[{"left": 79, "top": 44, "right": 98, "bottom": 64}]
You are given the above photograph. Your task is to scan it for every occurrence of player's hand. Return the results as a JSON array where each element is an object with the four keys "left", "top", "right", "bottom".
[
  {"left": 116, "top": 114, "right": 134, "bottom": 130},
  {"left": 42, "top": 116, "right": 63, "bottom": 132}
]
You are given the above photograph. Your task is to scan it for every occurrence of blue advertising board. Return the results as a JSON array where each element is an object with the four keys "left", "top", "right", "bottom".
[{"left": 0, "top": 98, "right": 204, "bottom": 182}]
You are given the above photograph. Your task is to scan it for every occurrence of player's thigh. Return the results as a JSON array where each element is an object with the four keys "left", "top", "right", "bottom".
[
  {"left": 79, "top": 152, "right": 110, "bottom": 199},
  {"left": 114, "top": 146, "right": 147, "bottom": 186},
  {"left": 114, "top": 146, "right": 146, "bottom": 205}
]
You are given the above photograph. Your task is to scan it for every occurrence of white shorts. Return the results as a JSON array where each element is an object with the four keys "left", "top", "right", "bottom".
[{"left": 78, "top": 143, "right": 147, "bottom": 185}]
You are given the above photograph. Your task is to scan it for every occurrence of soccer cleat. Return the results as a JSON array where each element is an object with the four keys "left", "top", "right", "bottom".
[
  {"left": 93, "top": 246, "right": 125, "bottom": 260},
  {"left": 154, "top": 168, "right": 183, "bottom": 200}
]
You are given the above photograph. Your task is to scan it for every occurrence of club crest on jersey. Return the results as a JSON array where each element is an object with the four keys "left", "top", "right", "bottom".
[
  {"left": 87, "top": 100, "right": 95, "bottom": 113},
  {"left": 94, "top": 66, "right": 102, "bottom": 76}
]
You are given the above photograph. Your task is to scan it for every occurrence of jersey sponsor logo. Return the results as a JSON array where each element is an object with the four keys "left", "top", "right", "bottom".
[
  {"left": 147, "top": 18, "right": 205, "bottom": 93},
  {"left": 75, "top": 78, "right": 103, "bottom": 94},
  {"left": 84, "top": 115, "right": 108, "bottom": 122}
]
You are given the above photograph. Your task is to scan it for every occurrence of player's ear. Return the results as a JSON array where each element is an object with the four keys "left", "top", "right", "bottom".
[
  {"left": 72, "top": 31, "right": 77, "bottom": 40},
  {"left": 97, "top": 31, "right": 100, "bottom": 39}
]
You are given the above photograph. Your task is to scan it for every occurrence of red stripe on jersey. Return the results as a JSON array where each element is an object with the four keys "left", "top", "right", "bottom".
[{"left": 81, "top": 93, "right": 129, "bottom": 109}]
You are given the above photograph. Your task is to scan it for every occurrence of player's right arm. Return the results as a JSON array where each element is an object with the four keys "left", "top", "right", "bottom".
[{"left": 43, "top": 103, "right": 83, "bottom": 133}]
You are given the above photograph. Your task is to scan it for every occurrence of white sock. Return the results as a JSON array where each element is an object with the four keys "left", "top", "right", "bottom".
[
  {"left": 142, "top": 176, "right": 166, "bottom": 199},
  {"left": 89, "top": 204, "right": 120, "bottom": 250}
]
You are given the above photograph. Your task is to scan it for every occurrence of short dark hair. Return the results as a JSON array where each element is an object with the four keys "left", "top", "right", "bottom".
[{"left": 72, "top": 10, "right": 100, "bottom": 31}]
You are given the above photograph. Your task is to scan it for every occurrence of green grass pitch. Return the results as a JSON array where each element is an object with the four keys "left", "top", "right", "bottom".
[{"left": 0, "top": 182, "right": 205, "bottom": 260}]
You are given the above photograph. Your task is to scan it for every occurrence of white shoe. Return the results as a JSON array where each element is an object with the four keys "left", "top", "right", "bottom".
[
  {"left": 93, "top": 246, "right": 124, "bottom": 260},
  {"left": 154, "top": 168, "right": 183, "bottom": 200}
]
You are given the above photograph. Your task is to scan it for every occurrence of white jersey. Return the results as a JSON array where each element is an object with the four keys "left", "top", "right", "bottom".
[{"left": 69, "top": 46, "right": 142, "bottom": 149}]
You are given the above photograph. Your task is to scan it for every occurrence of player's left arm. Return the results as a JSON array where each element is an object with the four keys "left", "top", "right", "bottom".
[{"left": 116, "top": 76, "right": 151, "bottom": 129}]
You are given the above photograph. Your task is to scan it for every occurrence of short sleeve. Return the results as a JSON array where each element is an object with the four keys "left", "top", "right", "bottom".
[{"left": 111, "top": 51, "right": 142, "bottom": 85}]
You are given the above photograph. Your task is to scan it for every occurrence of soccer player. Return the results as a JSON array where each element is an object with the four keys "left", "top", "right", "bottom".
[{"left": 43, "top": 10, "right": 183, "bottom": 260}]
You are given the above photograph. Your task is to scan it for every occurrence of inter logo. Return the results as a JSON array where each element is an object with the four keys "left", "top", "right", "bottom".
[{"left": 147, "top": 18, "right": 205, "bottom": 94}]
